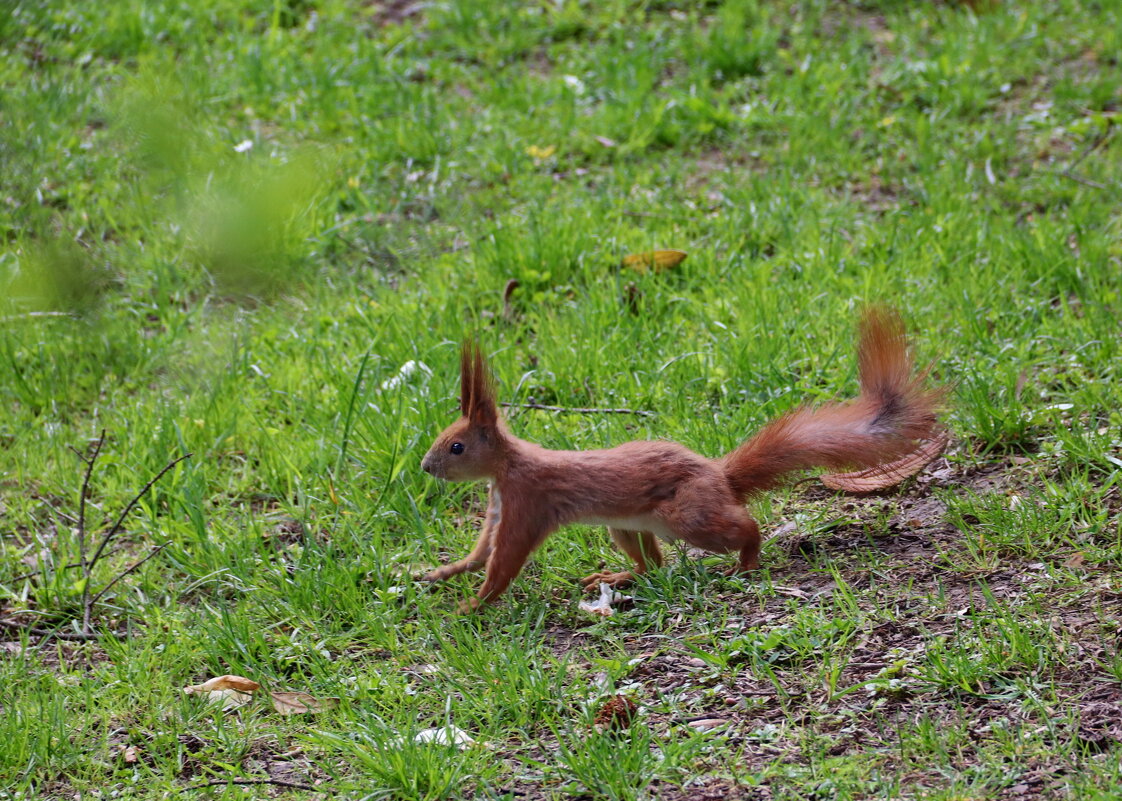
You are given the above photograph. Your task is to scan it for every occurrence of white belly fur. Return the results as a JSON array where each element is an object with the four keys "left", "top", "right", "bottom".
[
  {"left": 488, "top": 484, "right": 502, "bottom": 528},
  {"left": 579, "top": 513, "right": 682, "bottom": 543}
]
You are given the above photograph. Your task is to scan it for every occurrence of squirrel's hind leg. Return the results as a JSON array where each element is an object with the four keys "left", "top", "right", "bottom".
[
  {"left": 728, "top": 516, "right": 761, "bottom": 574},
  {"left": 581, "top": 528, "right": 663, "bottom": 592},
  {"left": 662, "top": 501, "right": 762, "bottom": 575}
]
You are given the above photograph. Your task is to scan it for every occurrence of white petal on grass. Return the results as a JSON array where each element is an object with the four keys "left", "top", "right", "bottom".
[
  {"left": 579, "top": 582, "right": 632, "bottom": 617},
  {"left": 413, "top": 726, "right": 476, "bottom": 748},
  {"left": 381, "top": 360, "right": 433, "bottom": 391},
  {"left": 562, "top": 74, "right": 586, "bottom": 94},
  {"left": 234, "top": 139, "right": 254, "bottom": 153}
]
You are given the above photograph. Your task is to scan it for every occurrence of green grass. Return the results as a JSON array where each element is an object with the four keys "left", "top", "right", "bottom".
[{"left": 3, "top": 0, "right": 1122, "bottom": 797}]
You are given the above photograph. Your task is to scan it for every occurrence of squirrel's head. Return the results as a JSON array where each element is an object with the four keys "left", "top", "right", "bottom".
[{"left": 421, "top": 341, "right": 507, "bottom": 482}]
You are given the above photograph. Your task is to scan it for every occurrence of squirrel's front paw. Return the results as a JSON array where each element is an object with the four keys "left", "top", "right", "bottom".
[
  {"left": 421, "top": 559, "right": 479, "bottom": 582},
  {"left": 455, "top": 597, "right": 482, "bottom": 615}
]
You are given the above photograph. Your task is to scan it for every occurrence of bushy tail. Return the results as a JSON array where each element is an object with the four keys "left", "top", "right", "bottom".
[{"left": 720, "top": 307, "right": 941, "bottom": 500}]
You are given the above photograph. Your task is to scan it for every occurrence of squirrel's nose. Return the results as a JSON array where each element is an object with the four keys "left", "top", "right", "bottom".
[{"left": 421, "top": 458, "right": 434, "bottom": 475}]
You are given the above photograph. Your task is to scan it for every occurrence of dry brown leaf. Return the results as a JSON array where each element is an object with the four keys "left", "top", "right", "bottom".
[
  {"left": 183, "top": 674, "right": 260, "bottom": 710},
  {"left": 1064, "top": 552, "right": 1086, "bottom": 569},
  {"left": 687, "top": 718, "right": 728, "bottom": 731},
  {"left": 772, "top": 585, "right": 809, "bottom": 600},
  {"left": 820, "top": 432, "right": 948, "bottom": 493},
  {"left": 118, "top": 745, "right": 138, "bottom": 763},
  {"left": 184, "top": 675, "right": 261, "bottom": 694},
  {"left": 621, "top": 249, "right": 688, "bottom": 274},
  {"left": 270, "top": 691, "right": 340, "bottom": 715}
]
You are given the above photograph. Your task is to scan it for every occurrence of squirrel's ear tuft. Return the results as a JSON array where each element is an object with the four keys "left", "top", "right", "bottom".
[
  {"left": 460, "top": 340, "right": 475, "bottom": 416},
  {"left": 470, "top": 342, "right": 498, "bottom": 427},
  {"left": 460, "top": 340, "right": 498, "bottom": 426}
]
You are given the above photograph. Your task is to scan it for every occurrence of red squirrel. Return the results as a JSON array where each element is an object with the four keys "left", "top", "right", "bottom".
[{"left": 420, "top": 307, "right": 941, "bottom": 612}]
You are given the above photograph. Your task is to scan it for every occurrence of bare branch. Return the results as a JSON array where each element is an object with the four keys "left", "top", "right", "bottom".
[
  {"left": 501, "top": 402, "right": 654, "bottom": 417},
  {"left": 86, "top": 453, "right": 192, "bottom": 571},
  {"left": 0, "top": 618, "right": 126, "bottom": 641},
  {"left": 182, "top": 777, "right": 329, "bottom": 793},
  {"left": 5, "top": 545, "right": 129, "bottom": 583},
  {"left": 1069, "top": 128, "right": 1113, "bottom": 171},
  {"left": 1058, "top": 171, "right": 1108, "bottom": 190},
  {"left": 83, "top": 451, "right": 190, "bottom": 634},
  {"left": 89, "top": 544, "right": 168, "bottom": 606},
  {"left": 76, "top": 430, "right": 106, "bottom": 632},
  {"left": 1057, "top": 128, "right": 1116, "bottom": 191},
  {"left": 0, "top": 311, "right": 76, "bottom": 323}
]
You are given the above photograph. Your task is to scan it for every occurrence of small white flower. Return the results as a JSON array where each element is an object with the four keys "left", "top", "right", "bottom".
[
  {"left": 234, "top": 139, "right": 254, "bottom": 153},
  {"left": 381, "top": 360, "right": 433, "bottom": 391},
  {"left": 413, "top": 726, "right": 476, "bottom": 748},
  {"left": 561, "top": 74, "right": 586, "bottom": 94}
]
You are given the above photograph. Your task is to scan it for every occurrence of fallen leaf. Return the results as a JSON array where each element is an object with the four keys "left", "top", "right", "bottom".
[
  {"left": 183, "top": 675, "right": 260, "bottom": 710},
  {"left": 687, "top": 718, "right": 727, "bottom": 731},
  {"left": 820, "top": 432, "right": 948, "bottom": 493},
  {"left": 766, "top": 521, "right": 798, "bottom": 540},
  {"left": 772, "top": 585, "right": 809, "bottom": 599},
  {"left": 525, "top": 144, "right": 557, "bottom": 160},
  {"left": 270, "top": 691, "right": 339, "bottom": 715},
  {"left": 621, "top": 249, "right": 688, "bottom": 274},
  {"left": 118, "top": 745, "right": 138, "bottom": 763},
  {"left": 591, "top": 671, "right": 612, "bottom": 694},
  {"left": 1064, "top": 552, "right": 1086, "bottom": 569},
  {"left": 184, "top": 675, "right": 261, "bottom": 693}
]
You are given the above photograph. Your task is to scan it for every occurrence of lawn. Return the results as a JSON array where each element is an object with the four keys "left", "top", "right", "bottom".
[{"left": 2, "top": 0, "right": 1122, "bottom": 798}]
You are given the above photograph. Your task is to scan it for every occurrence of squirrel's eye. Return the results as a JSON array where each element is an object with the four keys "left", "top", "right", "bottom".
[{"left": 450, "top": 442, "right": 464, "bottom": 455}]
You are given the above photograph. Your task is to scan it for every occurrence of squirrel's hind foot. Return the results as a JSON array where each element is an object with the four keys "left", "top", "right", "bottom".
[{"left": 580, "top": 570, "right": 636, "bottom": 592}]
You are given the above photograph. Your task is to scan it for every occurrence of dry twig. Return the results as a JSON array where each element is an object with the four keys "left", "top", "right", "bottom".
[
  {"left": 501, "top": 402, "right": 654, "bottom": 417},
  {"left": 0, "top": 311, "right": 76, "bottom": 323},
  {"left": 0, "top": 618, "right": 126, "bottom": 641},
  {"left": 1, "top": 434, "right": 192, "bottom": 639},
  {"left": 1057, "top": 128, "right": 1115, "bottom": 191},
  {"left": 184, "top": 777, "right": 330, "bottom": 793}
]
